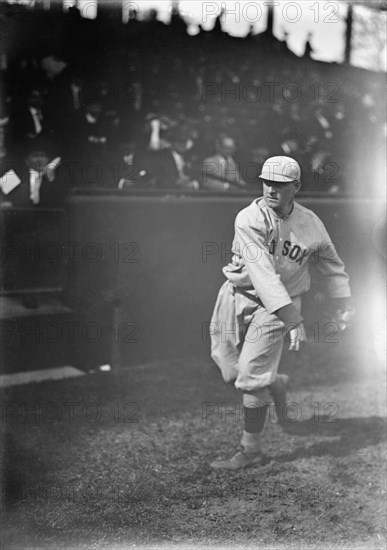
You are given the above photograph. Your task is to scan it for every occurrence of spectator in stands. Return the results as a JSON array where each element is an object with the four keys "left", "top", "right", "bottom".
[
  {"left": 280, "top": 129, "right": 302, "bottom": 157},
  {"left": 0, "top": 92, "right": 9, "bottom": 161},
  {"left": 40, "top": 54, "right": 68, "bottom": 85},
  {"left": 310, "top": 104, "right": 333, "bottom": 141},
  {"left": 299, "top": 135, "right": 340, "bottom": 194},
  {"left": 115, "top": 141, "right": 148, "bottom": 190},
  {"left": 146, "top": 114, "right": 175, "bottom": 151},
  {"left": 303, "top": 32, "right": 314, "bottom": 58},
  {"left": 9, "top": 88, "right": 51, "bottom": 154},
  {"left": 73, "top": 95, "right": 108, "bottom": 156},
  {"left": 166, "top": 126, "right": 199, "bottom": 189},
  {"left": 2, "top": 2, "right": 385, "bottom": 196},
  {"left": 69, "top": 93, "right": 111, "bottom": 187},
  {"left": 128, "top": 125, "right": 199, "bottom": 190},
  {"left": 0, "top": 138, "right": 68, "bottom": 208},
  {"left": 44, "top": 70, "right": 85, "bottom": 145},
  {"left": 202, "top": 134, "right": 247, "bottom": 191},
  {"left": 242, "top": 145, "right": 269, "bottom": 192}
]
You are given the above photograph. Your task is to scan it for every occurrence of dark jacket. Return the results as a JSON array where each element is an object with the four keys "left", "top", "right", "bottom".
[{"left": 0, "top": 160, "right": 69, "bottom": 208}]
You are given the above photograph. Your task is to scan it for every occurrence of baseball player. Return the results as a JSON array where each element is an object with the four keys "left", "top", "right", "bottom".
[{"left": 210, "top": 156, "right": 355, "bottom": 470}]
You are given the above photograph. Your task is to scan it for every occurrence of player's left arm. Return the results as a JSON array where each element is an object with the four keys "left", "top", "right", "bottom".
[{"left": 312, "top": 218, "right": 355, "bottom": 331}]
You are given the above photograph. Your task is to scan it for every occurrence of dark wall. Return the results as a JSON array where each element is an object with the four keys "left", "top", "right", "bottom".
[
  {"left": 1, "top": 208, "right": 68, "bottom": 293},
  {"left": 66, "top": 194, "right": 385, "bottom": 366}
]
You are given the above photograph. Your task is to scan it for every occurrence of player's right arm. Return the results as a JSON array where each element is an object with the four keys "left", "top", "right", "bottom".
[{"left": 233, "top": 214, "right": 304, "bottom": 340}]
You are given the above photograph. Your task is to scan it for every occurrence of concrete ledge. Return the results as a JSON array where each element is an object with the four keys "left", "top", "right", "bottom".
[
  {"left": 0, "top": 366, "right": 85, "bottom": 388},
  {"left": 0, "top": 296, "right": 72, "bottom": 320}
]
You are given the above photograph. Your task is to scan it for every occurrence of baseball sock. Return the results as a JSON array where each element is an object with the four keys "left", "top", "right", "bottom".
[
  {"left": 240, "top": 404, "right": 268, "bottom": 454},
  {"left": 241, "top": 390, "right": 269, "bottom": 453},
  {"left": 243, "top": 404, "right": 269, "bottom": 433}
]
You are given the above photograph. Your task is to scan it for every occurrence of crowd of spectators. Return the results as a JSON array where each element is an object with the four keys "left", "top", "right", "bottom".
[{"left": 0, "top": 2, "right": 385, "bottom": 207}]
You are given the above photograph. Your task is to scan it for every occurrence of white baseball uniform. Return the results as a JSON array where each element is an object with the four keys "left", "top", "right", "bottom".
[{"left": 210, "top": 197, "right": 351, "bottom": 395}]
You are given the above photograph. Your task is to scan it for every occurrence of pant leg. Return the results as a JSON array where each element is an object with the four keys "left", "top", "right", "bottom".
[{"left": 235, "top": 296, "right": 302, "bottom": 393}]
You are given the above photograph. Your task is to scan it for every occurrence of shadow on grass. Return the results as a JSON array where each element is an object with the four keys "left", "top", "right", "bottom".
[
  {"left": 276, "top": 415, "right": 386, "bottom": 462},
  {"left": 2, "top": 429, "right": 51, "bottom": 506}
]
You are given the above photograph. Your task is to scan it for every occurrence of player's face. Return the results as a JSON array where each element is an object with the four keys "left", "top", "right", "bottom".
[{"left": 262, "top": 179, "right": 301, "bottom": 216}]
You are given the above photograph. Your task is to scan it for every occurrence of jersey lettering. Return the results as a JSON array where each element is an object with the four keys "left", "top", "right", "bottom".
[
  {"left": 282, "top": 240, "right": 308, "bottom": 265},
  {"left": 297, "top": 249, "right": 308, "bottom": 265},
  {"left": 282, "top": 240, "right": 290, "bottom": 256},
  {"left": 289, "top": 245, "right": 301, "bottom": 260}
]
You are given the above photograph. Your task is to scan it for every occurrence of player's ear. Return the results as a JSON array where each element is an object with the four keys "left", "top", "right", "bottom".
[{"left": 294, "top": 181, "right": 301, "bottom": 194}]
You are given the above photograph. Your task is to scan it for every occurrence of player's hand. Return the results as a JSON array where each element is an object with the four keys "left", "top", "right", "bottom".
[
  {"left": 333, "top": 306, "right": 355, "bottom": 332},
  {"left": 288, "top": 322, "right": 307, "bottom": 352}
]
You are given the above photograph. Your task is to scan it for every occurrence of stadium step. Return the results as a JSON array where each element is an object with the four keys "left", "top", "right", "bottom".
[{"left": 0, "top": 295, "right": 113, "bottom": 376}]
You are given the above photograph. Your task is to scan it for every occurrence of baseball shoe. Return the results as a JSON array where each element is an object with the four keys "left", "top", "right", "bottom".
[{"left": 210, "top": 447, "right": 267, "bottom": 471}]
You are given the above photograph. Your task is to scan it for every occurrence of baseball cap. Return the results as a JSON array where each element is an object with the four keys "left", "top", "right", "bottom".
[{"left": 259, "top": 156, "right": 301, "bottom": 183}]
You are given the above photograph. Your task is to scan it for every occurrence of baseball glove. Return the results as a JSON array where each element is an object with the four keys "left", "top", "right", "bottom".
[{"left": 332, "top": 303, "right": 356, "bottom": 332}]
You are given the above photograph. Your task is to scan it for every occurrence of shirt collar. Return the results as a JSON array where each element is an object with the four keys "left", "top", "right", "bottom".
[
  {"left": 258, "top": 198, "right": 295, "bottom": 220},
  {"left": 29, "top": 168, "right": 44, "bottom": 177}
]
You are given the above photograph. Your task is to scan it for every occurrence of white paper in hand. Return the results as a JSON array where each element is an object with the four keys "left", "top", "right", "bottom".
[{"left": 0, "top": 170, "right": 21, "bottom": 195}]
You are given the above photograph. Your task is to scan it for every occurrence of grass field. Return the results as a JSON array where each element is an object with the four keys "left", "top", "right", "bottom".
[{"left": 1, "top": 336, "right": 386, "bottom": 550}]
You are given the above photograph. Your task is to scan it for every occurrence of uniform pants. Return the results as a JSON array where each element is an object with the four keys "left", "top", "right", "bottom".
[{"left": 210, "top": 281, "right": 301, "bottom": 401}]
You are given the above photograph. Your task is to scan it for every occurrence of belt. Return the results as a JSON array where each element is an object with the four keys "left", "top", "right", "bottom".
[{"left": 233, "top": 286, "right": 264, "bottom": 307}]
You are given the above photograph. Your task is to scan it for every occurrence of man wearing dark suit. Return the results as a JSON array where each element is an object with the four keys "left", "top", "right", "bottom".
[
  {"left": 68, "top": 96, "right": 113, "bottom": 188},
  {"left": 127, "top": 127, "right": 199, "bottom": 190},
  {"left": 8, "top": 89, "right": 53, "bottom": 155},
  {"left": 202, "top": 134, "right": 247, "bottom": 191},
  {"left": 0, "top": 140, "right": 69, "bottom": 209}
]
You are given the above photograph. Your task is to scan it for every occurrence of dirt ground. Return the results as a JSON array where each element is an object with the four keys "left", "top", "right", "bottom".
[{"left": 1, "top": 333, "right": 386, "bottom": 550}]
